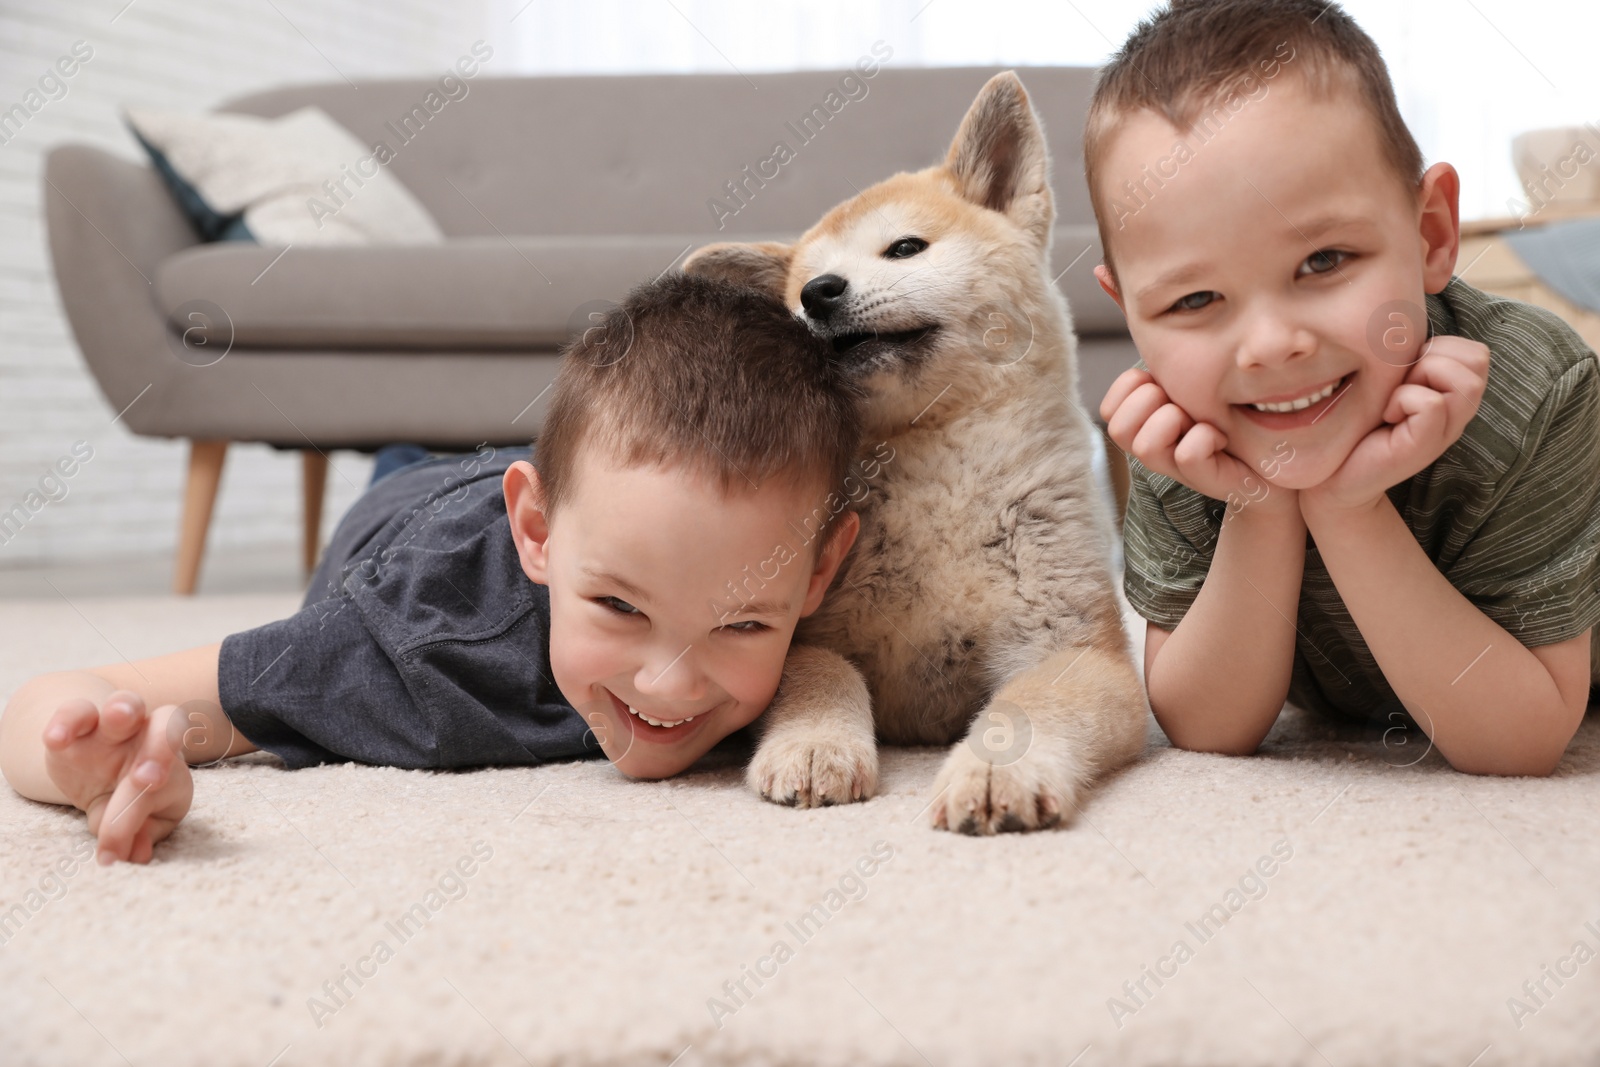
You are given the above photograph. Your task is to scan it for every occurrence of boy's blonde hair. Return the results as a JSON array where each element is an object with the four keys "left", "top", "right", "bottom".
[
  {"left": 534, "top": 272, "right": 864, "bottom": 547},
  {"left": 1084, "top": 0, "right": 1426, "bottom": 278}
]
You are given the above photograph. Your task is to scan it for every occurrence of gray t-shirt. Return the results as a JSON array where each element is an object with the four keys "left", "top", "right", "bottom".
[{"left": 218, "top": 446, "right": 604, "bottom": 769}]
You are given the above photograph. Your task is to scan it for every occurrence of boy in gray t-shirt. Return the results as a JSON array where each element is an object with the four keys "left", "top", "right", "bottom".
[{"left": 0, "top": 274, "right": 867, "bottom": 865}]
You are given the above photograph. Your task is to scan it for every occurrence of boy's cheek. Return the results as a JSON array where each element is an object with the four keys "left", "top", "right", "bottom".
[{"left": 1140, "top": 359, "right": 1218, "bottom": 424}]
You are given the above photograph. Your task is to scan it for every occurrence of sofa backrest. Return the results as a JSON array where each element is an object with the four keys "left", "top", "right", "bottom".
[{"left": 217, "top": 65, "right": 1101, "bottom": 241}]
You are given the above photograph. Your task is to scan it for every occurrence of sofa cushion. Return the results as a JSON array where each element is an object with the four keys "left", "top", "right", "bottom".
[
  {"left": 126, "top": 105, "right": 444, "bottom": 246},
  {"left": 127, "top": 125, "right": 256, "bottom": 243},
  {"left": 154, "top": 236, "right": 774, "bottom": 349},
  {"left": 155, "top": 228, "right": 1128, "bottom": 351}
]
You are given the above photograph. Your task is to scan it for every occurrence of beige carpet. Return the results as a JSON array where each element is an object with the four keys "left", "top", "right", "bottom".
[{"left": 3, "top": 592, "right": 1599, "bottom": 1067}]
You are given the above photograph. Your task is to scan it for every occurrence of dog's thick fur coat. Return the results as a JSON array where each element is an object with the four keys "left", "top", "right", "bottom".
[{"left": 684, "top": 72, "right": 1149, "bottom": 833}]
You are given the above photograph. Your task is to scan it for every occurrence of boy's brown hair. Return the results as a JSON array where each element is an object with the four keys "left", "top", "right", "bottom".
[
  {"left": 1084, "top": 0, "right": 1426, "bottom": 277},
  {"left": 534, "top": 272, "right": 864, "bottom": 547}
]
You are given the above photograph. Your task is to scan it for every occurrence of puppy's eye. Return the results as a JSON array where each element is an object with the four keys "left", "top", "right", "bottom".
[{"left": 884, "top": 237, "right": 928, "bottom": 259}]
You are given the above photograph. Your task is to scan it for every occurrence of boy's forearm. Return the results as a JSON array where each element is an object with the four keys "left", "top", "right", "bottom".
[
  {"left": 1147, "top": 503, "right": 1307, "bottom": 753},
  {"left": 1304, "top": 496, "right": 1582, "bottom": 775}
]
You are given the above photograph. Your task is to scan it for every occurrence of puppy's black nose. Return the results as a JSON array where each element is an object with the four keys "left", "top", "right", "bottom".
[{"left": 800, "top": 274, "right": 849, "bottom": 320}]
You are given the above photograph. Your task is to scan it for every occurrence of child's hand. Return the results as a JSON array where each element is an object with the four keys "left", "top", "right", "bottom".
[
  {"left": 1101, "top": 368, "right": 1295, "bottom": 516},
  {"left": 42, "top": 689, "right": 193, "bottom": 865},
  {"left": 1301, "top": 335, "right": 1490, "bottom": 517}
]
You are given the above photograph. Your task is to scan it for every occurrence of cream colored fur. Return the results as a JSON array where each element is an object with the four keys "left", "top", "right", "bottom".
[{"left": 684, "top": 71, "right": 1149, "bottom": 834}]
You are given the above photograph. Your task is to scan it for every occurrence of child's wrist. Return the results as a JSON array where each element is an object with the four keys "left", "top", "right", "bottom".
[
  {"left": 1298, "top": 486, "right": 1388, "bottom": 531},
  {"left": 1219, "top": 483, "right": 1302, "bottom": 529},
  {"left": 159, "top": 701, "right": 234, "bottom": 766}
]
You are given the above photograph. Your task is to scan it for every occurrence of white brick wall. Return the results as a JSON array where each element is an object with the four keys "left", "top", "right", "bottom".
[{"left": 0, "top": 0, "right": 497, "bottom": 572}]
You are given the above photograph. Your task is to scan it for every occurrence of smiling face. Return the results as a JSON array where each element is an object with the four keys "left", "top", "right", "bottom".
[
  {"left": 1094, "top": 71, "right": 1460, "bottom": 489},
  {"left": 503, "top": 444, "right": 858, "bottom": 780}
]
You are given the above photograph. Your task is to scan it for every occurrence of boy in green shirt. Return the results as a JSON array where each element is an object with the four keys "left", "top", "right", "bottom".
[{"left": 1092, "top": 0, "right": 1599, "bottom": 773}]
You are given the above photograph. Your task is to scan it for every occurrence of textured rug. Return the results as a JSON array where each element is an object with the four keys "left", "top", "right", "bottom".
[{"left": 2, "top": 592, "right": 1598, "bottom": 1067}]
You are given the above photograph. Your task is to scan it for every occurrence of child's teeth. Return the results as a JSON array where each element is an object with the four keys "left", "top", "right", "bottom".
[
  {"left": 1250, "top": 377, "right": 1341, "bottom": 413},
  {"left": 627, "top": 704, "right": 694, "bottom": 728}
]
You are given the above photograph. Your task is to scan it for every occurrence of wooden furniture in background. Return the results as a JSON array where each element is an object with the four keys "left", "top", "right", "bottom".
[{"left": 172, "top": 442, "right": 326, "bottom": 596}]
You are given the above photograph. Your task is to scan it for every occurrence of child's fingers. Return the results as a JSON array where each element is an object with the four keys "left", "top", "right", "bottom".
[
  {"left": 95, "top": 764, "right": 166, "bottom": 864},
  {"left": 1383, "top": 382, "right": 1447, "bottom": 425},
  {"left": 1107, "top": 381, "right": 1178, "bottom": 455},
  {"left": 1171, "top": 420, "right": 1228, "bottom": 467},
  {"left": 1171, "top": 421, "right": 1235, "bottom": 487},
  {"left": 130, "top": 824, "right": 154, "bottom": 866},
  {"left": 1099, "top": 368, "right": 1155, "bottom": 422},
  {"left": 1410, "top": 354, "right": 1486, "bottom": 429},
  {"left": 1416, "top": 334, "right": 1491, "bottom": 380},
  {"left": 1381, "top": 384, "right": 1450, "bottom": 461},
  {"left": 94, "top": 719, "right": 183, "bottom": 864},
  {"left": 1128, "top": 402, "right": 1195, "bottom": 479},
  {"left": 97, "top": 690, "right": 148, "bottom": 745},
  {"left": 43, "top": 698, "right": 100, "bottom": 749},
  {"left": 1171, "top": 422, "right": 1241, "bottom": 495},
  {"left": 1409, "top": 347, "right": 1485, "bottom": 395}
]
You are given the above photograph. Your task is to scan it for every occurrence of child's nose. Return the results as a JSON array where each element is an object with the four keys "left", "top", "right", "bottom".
[
  {"left": 634, "top": 641, "right": 708, "bottom": 702},
  {"left": 1236, "top": 303, "right": 1312, "bottom": 369}
]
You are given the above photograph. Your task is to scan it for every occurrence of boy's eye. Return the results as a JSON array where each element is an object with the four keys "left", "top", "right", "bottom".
[
  {"left": 718, "top": 620, "right": 770, "bottom": 634},
  {"left": 1167, "top": 290, "right": 1217, "bottom": 313},
  {"left": 1299, "top": 249, "right": 1349, "bottom": 276},
  {"left": 884, "top": 236, "right": 928, "bottom": 259},
  {"left": 597, "top": 596, "right": 642, "bottom": 616}
]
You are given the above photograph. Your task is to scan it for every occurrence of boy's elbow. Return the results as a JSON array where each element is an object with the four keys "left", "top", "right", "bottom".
[
  {"left": 1448, "top": 745, "right": 1566, "bottom": 778},
  {"left": 1165, "top": 729, "right": 1266, "bottom": 758},
  {"left": 1445, "top": 716, "right": 1577, "bottom": 778},
  {"left": 1151, "top": 698, "right": 1276, "bottom": 757}
]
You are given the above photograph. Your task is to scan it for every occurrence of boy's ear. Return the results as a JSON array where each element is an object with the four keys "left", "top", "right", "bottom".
[
  {"left": 1417, "top": 161, "right": 1462, "bottom": 293},
  {"left": 800, "top": 510, "right": 860, "bottom": 617},
  {"left": 945, "top": 70, "right": 1054, "bottom": 246},
  {"left": 1094, "top": 263, "right": 1126, "bottom": 312},
  {"left": 502, "top": 460, "right": 552, "bottom": 584},
  {"left": 681, "top": 241, "right": 795, "bottom": 300}
]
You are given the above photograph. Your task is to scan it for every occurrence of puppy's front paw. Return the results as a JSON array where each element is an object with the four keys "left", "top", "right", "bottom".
[
  {"left": 928, "top": 743, "right": 1074, "bottom": 834},
  {"left": 747, "top": 730, "right": 878, "bottom": 808}
]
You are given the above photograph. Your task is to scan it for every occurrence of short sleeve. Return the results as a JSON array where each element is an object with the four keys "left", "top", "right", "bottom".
[
  {"left": 1447, "top": 356, "right": 1600, "bottom": 647},
  {"left": 220, "top": 587, "right": 601, "bottom": 771},
  {"left": 1119, "top": 457, "right": 1222, "bottom": 629},
  {"left": 220, "top": 592, "right": 441, "bottom": 770}
]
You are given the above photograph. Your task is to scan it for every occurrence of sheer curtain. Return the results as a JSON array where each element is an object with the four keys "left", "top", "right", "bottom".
[{"left": 493, "top": 0, "right": 1597, "bottom": 221}]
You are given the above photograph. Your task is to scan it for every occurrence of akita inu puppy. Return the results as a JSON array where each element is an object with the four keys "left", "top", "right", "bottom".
[{"left": 683, "top": 71, "right": 1148, "bottom": 834}]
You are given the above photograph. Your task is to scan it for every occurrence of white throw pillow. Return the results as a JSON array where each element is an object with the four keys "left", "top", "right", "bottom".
[{"left": 125, "top": 105, "right": 444, "bottom": 245}]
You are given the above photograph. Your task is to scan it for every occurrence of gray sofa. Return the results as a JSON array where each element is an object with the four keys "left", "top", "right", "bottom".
[{"left": 43, "top": 65, "right": 1136, "bottom": 593}]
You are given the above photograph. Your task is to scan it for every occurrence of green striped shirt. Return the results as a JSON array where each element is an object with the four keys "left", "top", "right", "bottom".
[{"left": 1121, "top": 276, "right": 1600, "bottom": 722}]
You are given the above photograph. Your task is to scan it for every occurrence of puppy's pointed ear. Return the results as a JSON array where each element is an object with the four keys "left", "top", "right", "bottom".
[
  {"left": 945, "top": 71, "right": 1053, "bottom": 245},
  {"left": 681, "top": 241, "right": 795, "bottom": 299}
]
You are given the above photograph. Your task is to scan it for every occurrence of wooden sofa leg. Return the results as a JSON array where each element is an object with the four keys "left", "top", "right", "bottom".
[
  {"left": 1099, "top": 422, "right": 1131, "bottom": 532},
  {"left": 303, "top": 450, "right": 327, "bottom": 578},
  {"left": 174, "top": 439, "right": 228, "bottom": 596}
]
